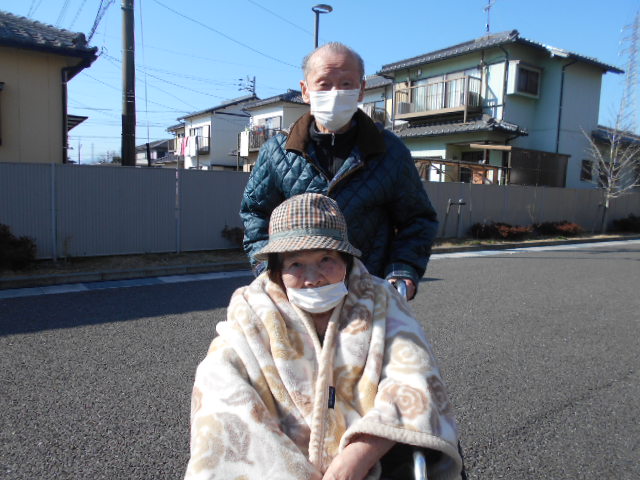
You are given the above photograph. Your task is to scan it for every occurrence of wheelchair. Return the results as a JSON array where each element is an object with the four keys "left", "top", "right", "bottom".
[{"left": 387, "top": 280, "right": 467, "bottom": 480}]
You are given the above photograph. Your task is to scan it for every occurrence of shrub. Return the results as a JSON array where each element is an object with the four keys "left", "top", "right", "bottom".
[
  {"left": 612, "top": 214, "right": 640, "bottom": 233},
  {"left": 469, "top": 222, "right": 533, "bottom": 240},
  {"left": 534, "top": 221, "right": 584, "bottom": 237},
  {"left": 0, "top": 223, "right": 37, "bottom": 271},
  {"left": 221, "top": 225, "right": 244, "bottom": 247}
]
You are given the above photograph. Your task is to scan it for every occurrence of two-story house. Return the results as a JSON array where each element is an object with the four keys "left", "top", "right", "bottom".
[
  {"left": 0, "top": 11, "right": 97, "bottom": 164},
  {"left": 377, "top": 30, "right": 623, "bottom": 187},
  {"left": 167, "top": 94, "right": 257, "bottom": 170},
  {"left": 360, "top": 74, "right": 393, "bottom": 127},
  {"left": 134, "top": 139, "right": 172, "bottom": 167},
  {"left": 239, "top": 89, "right": 308, "bottom": 170}
]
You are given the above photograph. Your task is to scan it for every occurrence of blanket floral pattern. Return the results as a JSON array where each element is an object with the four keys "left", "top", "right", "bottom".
[{"left": 185, "top": 259, "right": 463, "bottom": 480}]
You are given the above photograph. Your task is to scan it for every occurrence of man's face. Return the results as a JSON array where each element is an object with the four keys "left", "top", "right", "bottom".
[{"left": 300, "top": 51, "right": 365, "bottom": 103}]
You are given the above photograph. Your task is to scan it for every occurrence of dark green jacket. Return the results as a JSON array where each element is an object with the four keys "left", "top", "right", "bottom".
[{"left": 240, "top": 110, "right": 438, "bottom": 286}]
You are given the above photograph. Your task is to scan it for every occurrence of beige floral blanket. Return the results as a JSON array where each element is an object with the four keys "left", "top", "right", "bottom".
[{"left": 185, "top": 259, "right": 463, "bottom": 480}]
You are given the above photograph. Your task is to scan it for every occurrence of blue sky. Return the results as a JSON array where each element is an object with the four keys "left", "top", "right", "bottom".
[{"left": 3, "top": 0, "right": 638, "bottom": 162}]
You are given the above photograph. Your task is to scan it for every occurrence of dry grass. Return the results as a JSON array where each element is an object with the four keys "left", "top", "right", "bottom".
[
  {"left": 0, "top": 249, "right": 249, "bottom": 279},
  {"left": 0, "top": 233, "right": 631, "bottom": 280}
]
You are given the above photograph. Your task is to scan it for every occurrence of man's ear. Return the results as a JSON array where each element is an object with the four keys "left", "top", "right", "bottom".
[
  {"left": 358, "top": 79, "right": 366, "bottom": 102},
  {"left": 300, "top": 80, "right": 311, "bottom": 104}
]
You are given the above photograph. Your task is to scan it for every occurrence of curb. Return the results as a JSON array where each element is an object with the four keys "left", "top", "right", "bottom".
[
  {"left": 0, "top": 261, "right": 251, "bottom": 290},
  {"left": 430, "top": 234, "right": 640, "bottom": 254},
  {"left": 1, "top": 235, "right": 639, "bottom": 290}
]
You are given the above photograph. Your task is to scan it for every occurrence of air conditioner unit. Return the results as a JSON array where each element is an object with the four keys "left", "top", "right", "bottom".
[{"left": 397, "top": 102, "right": 412, "bottom": 114}]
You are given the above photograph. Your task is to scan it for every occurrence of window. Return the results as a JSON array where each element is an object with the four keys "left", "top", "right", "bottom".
[
  {"left": 580, "top": 159, "right": 593, "bottom": 182},
  {"left": 507, "top": 61, "right": 541, "bottom": 98},
  {"left": 517, "top": 66, "right": 540, "bottom": 96}
]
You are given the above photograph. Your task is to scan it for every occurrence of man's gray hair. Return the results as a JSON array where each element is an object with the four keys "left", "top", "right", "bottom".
[{"left": 302, "top": 42, "right": 365, "bottom": 81}]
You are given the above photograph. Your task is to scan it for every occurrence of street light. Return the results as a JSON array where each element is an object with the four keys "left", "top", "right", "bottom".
[{"left": 312, "top": 4, "right": 332, "bottom": 48}]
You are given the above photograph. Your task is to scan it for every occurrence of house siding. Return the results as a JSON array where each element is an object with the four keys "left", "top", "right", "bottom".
[{"left": 0, "top": 47, "right": 73, "bottom": 164}]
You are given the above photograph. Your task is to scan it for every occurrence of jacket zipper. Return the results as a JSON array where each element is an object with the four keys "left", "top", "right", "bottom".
[{"left": 328, "top": 161, "right": 364, "bottom": 195}]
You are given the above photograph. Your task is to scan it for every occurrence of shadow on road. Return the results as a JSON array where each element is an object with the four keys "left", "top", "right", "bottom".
[{"left": 0, "top": 276, "right": 250, "bottom": 336}]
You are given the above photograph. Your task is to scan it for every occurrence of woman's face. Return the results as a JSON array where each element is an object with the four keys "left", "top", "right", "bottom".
[{"left": 281, "top": 249, "right": 347, "bottom": 289}]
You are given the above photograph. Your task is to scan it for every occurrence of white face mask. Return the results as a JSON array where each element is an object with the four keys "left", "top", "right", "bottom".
[
  {"left": 287, "top": 280, "right": 348, "bottom": 314},
  {"left": 309, "top": 89, "right": 360, "bottom": 132}
]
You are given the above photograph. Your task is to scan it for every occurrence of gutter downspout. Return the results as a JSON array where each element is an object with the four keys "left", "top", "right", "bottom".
[
  {"left": 502, "top": 133, "right": 521, "bottom": 185},
  {"left": 61, "top": 56, "right": 94, "bottom": 164},
  {"left": 498, "top": 46, "right": 510, "bottom": 122},
  {"left": 556, "top": 60, "right": 577, "bottom": 154},
  {"left": 61, "top": 68, "right": 71, "bottom": 164}
]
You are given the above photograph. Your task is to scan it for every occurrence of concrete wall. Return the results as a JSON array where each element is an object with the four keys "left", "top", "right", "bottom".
[
  {"left": 1, "top": 162, "right": 638, "bottom": 260},
  {"left": 0, "top": 47, "right": 77, "bottom": 164}
]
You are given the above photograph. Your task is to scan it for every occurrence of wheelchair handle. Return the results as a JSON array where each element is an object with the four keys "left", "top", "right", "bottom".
[{"left": 394, "top": 279, "right": 408, "bottom": 300}]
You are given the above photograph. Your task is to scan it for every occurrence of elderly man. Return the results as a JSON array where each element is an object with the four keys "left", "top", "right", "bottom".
[{"left": 240, "top": 42, "right": 438, "bottom": 299}]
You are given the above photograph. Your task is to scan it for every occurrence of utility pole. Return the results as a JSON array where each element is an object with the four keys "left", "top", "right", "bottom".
[
  {"left": 238, "top": 76, "right": 256, "bottom": 96},
  {"left": 121, "top": 0, "right": 136, "bottom": 166},
  {"left": 620, "top": 11, "right": 639, "bottom": 133}
]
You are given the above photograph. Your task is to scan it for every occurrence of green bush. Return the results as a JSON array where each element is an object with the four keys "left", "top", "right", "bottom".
[
  {"left": 612, "top": 214, "right": 640, "bottom": 233},
  {"left": 0, "top": 224, "right": 37, "bottom": 271}
]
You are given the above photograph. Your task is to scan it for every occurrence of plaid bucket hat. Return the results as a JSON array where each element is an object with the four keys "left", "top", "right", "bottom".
[{"left": 254, "top": 193, "right": 361, "bottom": 261}]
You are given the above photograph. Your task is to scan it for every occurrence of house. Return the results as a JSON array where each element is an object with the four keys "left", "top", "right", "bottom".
[
  {"left": 167, "top": 94, "right": 257, "bottom": 170},
  {"left": 0, "top": 10, "right": 97, "bottom": 164},
  {"left": 239, "top": 89, "right": 308, "bottom": 170},
  {"left": 587, "top": 125, "right": 640, "bottom": 189},
  {"left": 134, "top": 139, "right": 172, "bottom": 166},
  {"left": 377, "top": 30, "right": 623, "bottom": 187},
  {"left": 360, "top": 74, "right": 393, "bottom": 127}
]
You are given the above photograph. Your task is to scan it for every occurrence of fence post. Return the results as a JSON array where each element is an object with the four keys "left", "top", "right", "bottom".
[
  {"left": 50, "top": 163, "right": 58, "bottom": 261},
  {"left": 175, "top": 169, "right": 182, "bottom": 253}
]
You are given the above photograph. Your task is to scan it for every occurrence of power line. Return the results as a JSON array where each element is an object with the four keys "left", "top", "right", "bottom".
[
  {"left": 27, "top": 0, "right": 43, "bottom": 18},
  {"left": 99, "top": 53, "right": 219, "bottom": 106},
  {"left": 245, "top": 0, "right": 313, "bottom": 36},
  {"left": 68, "top": 0, "right": 89, "bottom": 30},
  {"left": 152, "top": 0, "right": 298, "bottom": 69},
  {"left": 139, "top": 0, "right": 151, "bottom": 146},
  {"left": 101, "top": 52, "right": 239, "bottom": 89},
  {"left": 55, "top": 0, "right": 72, "bottom": 27},
  {"left": 81, "top": 72, "right": 190, "bottom": 112},
  {"left": 98, "top": 31, "right": 288, "bottom": 72},
  {"left": 88, "top": 0, "right": 115, "bottom": 43}
]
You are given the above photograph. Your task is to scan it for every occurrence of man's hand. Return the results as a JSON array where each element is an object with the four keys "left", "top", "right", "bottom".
[{"left": 388, "top": 278, "right": 416, "bottom": 300}]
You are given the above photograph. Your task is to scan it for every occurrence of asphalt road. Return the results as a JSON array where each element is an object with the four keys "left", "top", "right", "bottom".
[{"left": 1, "top": 242, "right": 638, "bottom": 479}]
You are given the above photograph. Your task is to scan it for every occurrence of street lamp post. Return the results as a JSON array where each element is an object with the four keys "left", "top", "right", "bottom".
[{"left": 312, "top": 4, "right": 333, "bottom": 48}]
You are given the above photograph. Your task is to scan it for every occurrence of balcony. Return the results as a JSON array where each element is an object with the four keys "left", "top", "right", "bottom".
[
  {"left": 169, "top": 136, "right": 209, "bottom": 155},
  {"left": 394, "top": 76, "right": 482, "bottom": 122},
  {"left": 361, "top": 103, "right": 387, "bottom": 125},
  {"left": 248, "top": 127, "right": 280, "bottom": 151}
]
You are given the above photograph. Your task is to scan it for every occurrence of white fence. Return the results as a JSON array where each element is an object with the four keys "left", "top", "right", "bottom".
[{"left": 1, "top": 162, "right": 638, "bottom": 260}]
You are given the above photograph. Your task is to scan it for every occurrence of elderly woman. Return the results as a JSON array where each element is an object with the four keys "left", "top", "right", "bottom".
[{"left": 185, "top": 193, "right": 463, "bottom": 480}]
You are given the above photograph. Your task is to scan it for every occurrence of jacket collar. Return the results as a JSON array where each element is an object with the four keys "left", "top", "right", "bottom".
[{"left": 285, "top": 109, "right": 386, "bottom": 159}]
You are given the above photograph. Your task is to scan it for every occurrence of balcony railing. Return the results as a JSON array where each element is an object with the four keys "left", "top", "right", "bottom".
[
  {"left": 361, "top": 104, "right": 387, "bottom": 125},
  {"left": 169, "top": 136, "right": 210, "bottom": 155},
  {"left": 248, "top": 127, "right": 280, "bottom": 151},
  {"left": 394, "top": 76, "right": 482, "bottom": 122}
]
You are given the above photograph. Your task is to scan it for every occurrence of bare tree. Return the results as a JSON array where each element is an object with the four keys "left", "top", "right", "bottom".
[
  {"left": 583, "top": 11, "right": 640, "bottom": 232},
  {"left": 584, "top": 126, "right": 640, "bottom": 232}
]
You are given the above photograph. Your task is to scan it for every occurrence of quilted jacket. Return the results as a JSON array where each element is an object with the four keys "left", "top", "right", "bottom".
[{"left": 240, "top": 110, "right": 439, "bottom": 286}]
